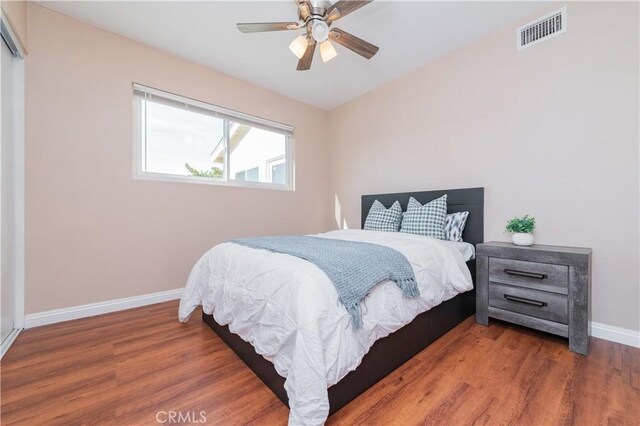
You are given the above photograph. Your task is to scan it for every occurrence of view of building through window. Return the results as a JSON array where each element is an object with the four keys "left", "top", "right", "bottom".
[
  {"left": 211, "top": 121, "right": 286, "bottom": 184},
  {"left": 136, "top": 87, "right": 291, "bottom": 188}
]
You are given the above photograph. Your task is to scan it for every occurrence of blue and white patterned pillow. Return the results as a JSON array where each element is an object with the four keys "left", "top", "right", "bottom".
[
  {"left": 445, "top": 211, "right": 469, "bottom": 242},
  {"left": 400, "top": 195, "right": 448, "bottom": 239},
  {"left": 364, "top": 200, "right": 402, "bottom": 232}
]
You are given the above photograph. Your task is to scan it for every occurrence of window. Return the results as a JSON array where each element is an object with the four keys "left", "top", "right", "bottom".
[
  {"left": 134, "top": 84, "right": 293, "bottom": 189},
  {"left": 235, "top": 167, "right": 259, "bottom": 182},
  {"left": 267, "top": 156, "right": 286, "bottom": 185}
]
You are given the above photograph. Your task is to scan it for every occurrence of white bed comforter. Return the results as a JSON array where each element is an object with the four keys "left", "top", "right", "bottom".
[{"left": 178, "top": 229, "right": 474, "bottom": 425}]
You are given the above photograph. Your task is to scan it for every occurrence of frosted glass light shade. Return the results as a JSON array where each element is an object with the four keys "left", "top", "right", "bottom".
[
  {"left": 289, "top": 35, "right": 308, "bottom": 59},
  {"left": 320, "top": 40, "right": 337, "bottom": 62},
  {"left": 311, "top": 21, "right": 330, "bottom": 42}
]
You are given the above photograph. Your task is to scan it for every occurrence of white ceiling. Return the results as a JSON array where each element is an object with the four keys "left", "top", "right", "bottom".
[{"left": 39, "top": 1, "right": 547, "bottom": 110}]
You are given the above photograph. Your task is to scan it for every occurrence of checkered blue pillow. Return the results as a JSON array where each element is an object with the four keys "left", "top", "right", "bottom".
[
  {"left": 364, "top": 200, "right": 402, "bottom": 232},
  {"left": 445, "top": 211, "right": 469, "bottom": 242},
  {"left": 400, "top": 195, "right": 447, "bottom": 239}
]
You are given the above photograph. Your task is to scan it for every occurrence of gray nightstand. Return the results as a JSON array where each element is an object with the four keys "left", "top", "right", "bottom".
[{"left": 475, "top": 242, "right": 592, "bottom": 355}]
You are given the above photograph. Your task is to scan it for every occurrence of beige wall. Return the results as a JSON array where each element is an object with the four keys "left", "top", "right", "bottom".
[
  {"left": 1, "top": 0, "right": 28, "bottom": 52},
  {"left": 328, "top": 2, "right": 640, "bottom": 331},
  {"left": 25, "top": 4, "right": 330, "bottom": 313},
  {"left": 25, "top": 2, "right": 639, "bottom": 333}
]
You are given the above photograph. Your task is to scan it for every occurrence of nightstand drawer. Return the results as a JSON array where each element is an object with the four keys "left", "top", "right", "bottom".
[
  {"left": 489, "top": 282, "right": 568, "bottom": 324},
  {"left": 489, "top": 258, "right": 568, "bottom": 293}
]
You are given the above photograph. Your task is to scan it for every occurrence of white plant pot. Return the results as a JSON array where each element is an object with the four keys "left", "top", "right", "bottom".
[{"left": 512, "top": 233, "right": 534, "bottom": 246}]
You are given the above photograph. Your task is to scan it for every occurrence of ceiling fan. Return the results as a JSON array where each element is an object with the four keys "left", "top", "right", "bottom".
[{"left": 237, "top": 0, "right": 379, "bottom": 71}]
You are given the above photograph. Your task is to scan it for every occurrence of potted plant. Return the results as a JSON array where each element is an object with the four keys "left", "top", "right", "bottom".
[{"left": 505, "top": 215, "right": 536, "bottom": 246}]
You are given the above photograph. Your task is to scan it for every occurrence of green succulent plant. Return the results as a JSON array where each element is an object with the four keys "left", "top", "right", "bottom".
[{"left": 505, "top": 215, "right": 536, "bottom": 234}]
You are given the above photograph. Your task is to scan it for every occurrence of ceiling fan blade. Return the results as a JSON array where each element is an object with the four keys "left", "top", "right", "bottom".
[
  {"left": 297, "top": 40, "right": 316, "bottom": 71},
  {"left": 329, "top": 28, "right": 378, "bottom": 59},
  {"left": 295, "top": 0, "right": 312, "bottom": 21},
  {"left": 326, "top": 0, "right": 372, "bottom": 23},
  {"left": 237, "top": 22, "right": 300, "bottom": 33}
]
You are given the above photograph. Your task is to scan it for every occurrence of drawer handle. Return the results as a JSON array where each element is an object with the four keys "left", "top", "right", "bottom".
[
  {"left": 504, "top": 269, "right": 548, "bottom": 280},
  {"left": 504, "top": 294, "right": 547, "bottom": 307}
]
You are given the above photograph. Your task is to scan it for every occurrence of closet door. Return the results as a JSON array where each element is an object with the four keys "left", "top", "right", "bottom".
[{"left": 1, "top": 36, "right": 16, "bottom": 345}]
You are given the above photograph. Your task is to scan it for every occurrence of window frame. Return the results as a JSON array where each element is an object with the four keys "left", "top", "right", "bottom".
[{"left": 132, "top": 83, "right": 294, "bottom": 191}]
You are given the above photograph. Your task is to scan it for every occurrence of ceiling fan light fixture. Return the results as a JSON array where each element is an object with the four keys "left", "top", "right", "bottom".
[
  {"left": 320, "top": 40, "right": 337, "bottom": 63},
  {"left": 311, "top": 20, "right": 329, "bottom": 42},
  {"left": 289, "top": 35, "right": 309, "bottom": 59},
  {"left": 237, "top": 0, "right": 377, "bottom": 71}
]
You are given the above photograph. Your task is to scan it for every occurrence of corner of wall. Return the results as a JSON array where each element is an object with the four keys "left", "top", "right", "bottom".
[{"left": 1, "top": 0, "right": 28, "bottom": 53}]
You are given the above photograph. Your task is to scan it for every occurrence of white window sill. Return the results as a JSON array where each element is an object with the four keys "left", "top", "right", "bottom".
[{"left": 134, "top": 171, "right": 294, "bottom": 191}]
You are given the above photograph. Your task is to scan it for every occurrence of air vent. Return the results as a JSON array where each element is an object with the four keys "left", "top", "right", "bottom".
[{"left": 517, "top": 7, "right": 567, "bottom": 50}]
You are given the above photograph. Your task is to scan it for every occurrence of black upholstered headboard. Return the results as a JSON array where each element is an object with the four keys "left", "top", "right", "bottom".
[{"left": 361, "top": 187, "right": 484, "bottom": 246}]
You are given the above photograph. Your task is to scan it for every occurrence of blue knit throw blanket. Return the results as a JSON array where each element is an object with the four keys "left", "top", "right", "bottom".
[{"left": 231, "top": 235, "right": 419, "bottom": 329}]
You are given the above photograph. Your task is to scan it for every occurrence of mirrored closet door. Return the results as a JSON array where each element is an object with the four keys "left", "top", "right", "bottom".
[{"left": 1, "top": 19, "right": 24, "bottom": 358}]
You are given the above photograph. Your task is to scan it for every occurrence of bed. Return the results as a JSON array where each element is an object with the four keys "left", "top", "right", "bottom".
[{"left": 179, "top": 187, "right": 484, "bottom": 425}]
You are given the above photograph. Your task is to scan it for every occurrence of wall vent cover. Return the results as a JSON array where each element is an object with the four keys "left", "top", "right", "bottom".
[{"left": 517, "top": 7, "right": 567, "bottom": 50}]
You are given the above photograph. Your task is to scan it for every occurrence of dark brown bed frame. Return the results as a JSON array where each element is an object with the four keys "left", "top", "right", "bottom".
[{"left": 202, "top": 187, "right": 484, "bottom": 416}]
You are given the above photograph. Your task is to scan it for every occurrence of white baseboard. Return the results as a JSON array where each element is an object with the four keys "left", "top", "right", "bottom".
[
  {"left": 24, "top": 288, "right": 184, "bottom": 329},
  {"left": 590, "top": 321, "right": 640, "bottom": 348},
  {"left": 1, "top": 328, "right": 23, "bottom": 359},
  {"left": 22, "top": 288, "right": 640, "bottom": 349}
]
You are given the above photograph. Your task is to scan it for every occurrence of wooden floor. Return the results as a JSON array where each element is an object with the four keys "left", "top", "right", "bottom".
[{"left": 1, "top": 300, "right": 638, "bottom": 425}]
